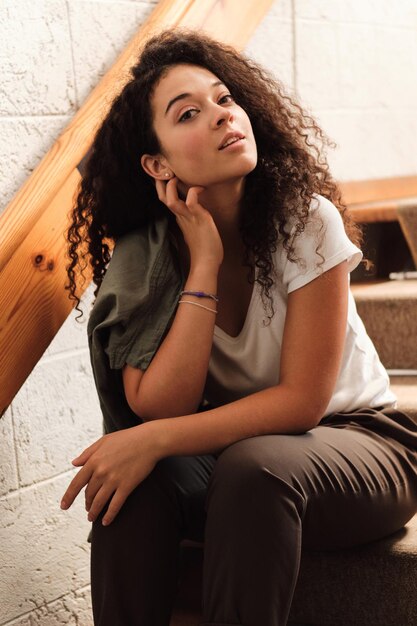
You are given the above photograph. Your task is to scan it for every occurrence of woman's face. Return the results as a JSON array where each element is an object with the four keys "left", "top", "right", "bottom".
[{"left": 143, "top": 63, "right": 258, "bottom": 188}]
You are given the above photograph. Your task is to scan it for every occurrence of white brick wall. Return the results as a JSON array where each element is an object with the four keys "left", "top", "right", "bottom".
[
  {"left": 69, "top": 1, "right": 155, "bottom": 106},
  {"left": 1, "top": 1, "right": 417, "bottom": 623},
  {"left": 294, "top": 0, "right": 417, "bottom": 179},
  {"left": 0, "top": 299, "right": 101, "bottom": 626}
]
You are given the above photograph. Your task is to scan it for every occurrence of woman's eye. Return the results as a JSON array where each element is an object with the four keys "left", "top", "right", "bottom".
[
  {"left": 178, "top": 108, "right": 198, "bottom": 122},
  {"left": 178, "top": 95, "right": 234, "bottom": 122}
]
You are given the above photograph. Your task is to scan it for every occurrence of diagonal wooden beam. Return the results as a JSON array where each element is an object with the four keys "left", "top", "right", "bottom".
[{"left": 0, "top": 0, "right": 275, "bottom": 416}]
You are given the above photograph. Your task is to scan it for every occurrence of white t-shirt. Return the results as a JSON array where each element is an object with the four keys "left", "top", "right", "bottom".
[{"left": 205, "top": 194, "right": 397, "bottom": 416}]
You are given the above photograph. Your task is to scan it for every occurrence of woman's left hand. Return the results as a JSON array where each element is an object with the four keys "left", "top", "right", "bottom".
[{"left": 60, "top": 421, "right": 164, "bottom": 526}]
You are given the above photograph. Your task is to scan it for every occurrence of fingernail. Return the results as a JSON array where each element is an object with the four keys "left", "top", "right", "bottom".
[
  {"left": 60, "top": 500, "right": 68, "bottom": 510},
  {"left": 102, "top": 518, "right": 109, "bottom": 526}
]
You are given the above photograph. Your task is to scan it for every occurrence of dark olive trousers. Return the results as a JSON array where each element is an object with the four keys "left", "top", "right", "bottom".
[{"left": 91, "top": 407, "right": 417, "bottom": 626}]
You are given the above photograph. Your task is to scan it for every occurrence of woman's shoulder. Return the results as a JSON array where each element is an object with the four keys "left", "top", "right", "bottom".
[
  {"left": 299, "top": 193, "right": 341, "bottom": 227},
  {"left": 274, "top": 192, "right": 362, "bottom": 283},
  {"left": 309, "top": 193, "right": 344, "bottom": 222},
  {"left": 100, "top": 217, "right": 171, "bottom": 285},
  {"left": 303, "top": 194, "right": 346, "bottom": 240},
  {"left": 110, "top": 216, "right": 170, "bottom": 264},
  {"left": 88, "top": 216, "right": 176, "bottom": 330},
  {"left": 275, "top": 193, "right": 343, "bottom": 245}
]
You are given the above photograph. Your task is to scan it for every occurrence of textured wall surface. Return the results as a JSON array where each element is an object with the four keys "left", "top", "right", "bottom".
[
  {"left": 294, "top": 0, "right": 417, "bottom": 179},
  {"left": 1, "top": 0, "right": 417, "bottom": 624}
]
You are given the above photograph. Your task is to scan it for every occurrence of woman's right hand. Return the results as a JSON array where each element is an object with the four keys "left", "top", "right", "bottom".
[{"left": 155, "top": 177, "right": 224, "bottom": 269}]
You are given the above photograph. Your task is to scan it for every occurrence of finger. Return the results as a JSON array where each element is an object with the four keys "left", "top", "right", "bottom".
[
  {"left": 155, "top": 177, "right": 186, "bottom": 217},
  {"left": 165, "top": 178, "right": 188, "bottom": 216},
  {"left": 155, "top": 177, "right": 177, "bottom": 207},
  {"left": 154, "top": 178, "right": 168, "bottom": 204},
  {"left": 102, "top": 488, "right": 130, "bottom": 526},
  {"left": 87, "top": 485, "right": 115, "bottom": 523},
  {"left": 72, "top": 438, "right": 102, "bottom": 466},
  {"left": 61, "top": 464, "right": 93, "bottom": 510},
  {"left": 185, "top": 185, "right": 206, "bottom": 210},
  {"left": 84, "top": 475, "right": 103, "bottom": 512}
]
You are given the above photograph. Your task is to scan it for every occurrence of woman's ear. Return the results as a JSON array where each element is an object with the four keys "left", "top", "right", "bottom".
[{"left": 140, "top": 154, "right": 173, "bottom": 180}]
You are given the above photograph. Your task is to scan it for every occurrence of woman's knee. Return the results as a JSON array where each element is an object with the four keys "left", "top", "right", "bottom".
[
  {"left": 209, "top": 434, "right": 309, "bottom": 483},
  {"left": 151, "top": 453, "right": 216, "bottom": 497},
  {"left": 151, "top": 453, "right": 217, "bottom": 540},
  {"left": 205, "top": 435, "right": 308, "bottom": 515}
]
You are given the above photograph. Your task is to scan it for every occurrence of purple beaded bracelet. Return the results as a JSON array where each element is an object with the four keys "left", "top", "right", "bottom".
[{"left": 180, "top": 290, "right": 219, "bottom": 302}]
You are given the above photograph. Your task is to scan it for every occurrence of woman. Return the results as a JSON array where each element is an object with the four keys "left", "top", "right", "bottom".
[{"left": 61, "top": 29, "right": 417, "bottom": 626}]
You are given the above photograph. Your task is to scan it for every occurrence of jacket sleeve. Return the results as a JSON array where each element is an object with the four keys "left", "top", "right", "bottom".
[{"left": 86, "top": 218, "right": 184, "bottom": 432}]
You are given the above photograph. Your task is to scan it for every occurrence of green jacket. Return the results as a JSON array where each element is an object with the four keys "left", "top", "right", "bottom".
[{"left": 87, "top": 216, "right": 186, "bottom": 433}]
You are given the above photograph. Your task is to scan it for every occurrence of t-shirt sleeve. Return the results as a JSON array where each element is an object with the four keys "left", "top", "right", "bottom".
[{"left": 281, "top": 194, "right": 363, "bottom": 294}]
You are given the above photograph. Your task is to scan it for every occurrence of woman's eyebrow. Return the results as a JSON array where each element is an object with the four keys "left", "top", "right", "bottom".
[{"left": 164, "top": 80, "right": 225, "bottom": 116}]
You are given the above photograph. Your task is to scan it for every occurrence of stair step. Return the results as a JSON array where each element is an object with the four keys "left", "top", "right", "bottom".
[
  {"left": 289, "top": 513, "right": 417, "bottom": 625},
  {"left": 172, "top": 513, "right": 417, "bottom": 626},
  {"left": 351, "top": 279, "right": 417, "bottom": 369}
]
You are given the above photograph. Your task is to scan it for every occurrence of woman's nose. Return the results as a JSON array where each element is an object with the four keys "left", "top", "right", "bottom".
[{"left": 212, "top": 105, "right": 233, "bottom": 128}]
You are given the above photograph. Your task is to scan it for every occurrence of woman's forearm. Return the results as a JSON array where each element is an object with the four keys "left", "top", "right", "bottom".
[
  {"left": 131, "top": 264, "right": 219, "bottom": 420},
  {"left": 152, "top": 384, "right": 325, "bottom": 458}
]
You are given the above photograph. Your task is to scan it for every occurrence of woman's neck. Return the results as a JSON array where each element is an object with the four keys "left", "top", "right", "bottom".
[
  {"left": 170, "top": 177, "right": 248, "bottom": 273},
  {"left": 182, "top": 177, "right": 245, "bottom": 249},
  {"left": 169, "top": 218, "right": 247, "bottom": 280}
]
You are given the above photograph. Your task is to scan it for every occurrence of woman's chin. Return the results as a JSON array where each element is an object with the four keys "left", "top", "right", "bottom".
[{"left": 179, "top": 160, "right": 257, "bottom": 192}]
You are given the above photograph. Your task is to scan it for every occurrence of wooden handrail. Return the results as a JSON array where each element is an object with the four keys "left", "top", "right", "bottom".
[
  {"left": 0, "top": 0, "right": 275, "bottom": 416},
  {"left": 340, "top": 175, "right": 417, "bottom": 205},
  {"left": 345, "top": 196, "right": 417, "bottom": 224},
  {"left": 340, "top": 175, "right": 417, "bottom": 223}
]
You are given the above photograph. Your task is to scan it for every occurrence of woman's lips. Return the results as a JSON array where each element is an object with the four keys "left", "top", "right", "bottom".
[
  {"left": 218, "top": 131, "right": 246, "bottom": 150},
  {"left": 220, "top": 137, "right": 246, "bottom": 151}
]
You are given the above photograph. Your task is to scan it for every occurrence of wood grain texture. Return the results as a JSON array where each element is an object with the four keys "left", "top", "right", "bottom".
[
  {"left": 0, "top": 0, "right": 275, "bottom": 416},
  {"left": 340, "top": 177, "right": 417, "bottom": 224},
  {"left": 397, "top": 202, "right": 417, "bottom": 269},
  {"left": 340, "top": 175, "right": 417, "bottom": 205}
]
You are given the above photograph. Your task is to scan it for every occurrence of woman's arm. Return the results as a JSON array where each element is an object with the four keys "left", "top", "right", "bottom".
[
  {"left": 122, "top": 179, "right": 223, "bottom": 420},
  {"left": 123, "top": 263, "right": 218, "bottom": 420}
]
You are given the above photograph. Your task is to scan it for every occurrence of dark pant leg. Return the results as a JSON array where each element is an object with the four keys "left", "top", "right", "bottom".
[
  {"left": 201, "top": 408, "right": 417, "bottom": 626},
  {"left": 91, "top": 452, "right": 216, "bottom": 626}
]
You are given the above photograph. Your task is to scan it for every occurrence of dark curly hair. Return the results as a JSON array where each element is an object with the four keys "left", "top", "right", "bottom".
[{"left": 66, "top": 28, "right": 362, "bottom": 321}]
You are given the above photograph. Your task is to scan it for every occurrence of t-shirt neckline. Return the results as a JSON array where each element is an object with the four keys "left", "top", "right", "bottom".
[{"left": 214, "top": 275, "right": 260, "bottom": 343}]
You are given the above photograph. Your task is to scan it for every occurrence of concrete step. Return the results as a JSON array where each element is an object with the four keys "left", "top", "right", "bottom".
[
  {"left": 289, "top": 512, "right": 417, "bottom": 625},
  {"left": 172, "top": 513, "right": 417, "bottom": 626},
  {"left": 351, "top": 279, "right": 417, "bottom": 369}
]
